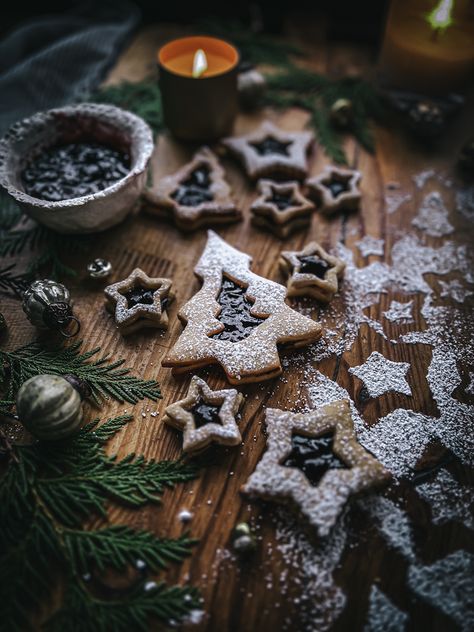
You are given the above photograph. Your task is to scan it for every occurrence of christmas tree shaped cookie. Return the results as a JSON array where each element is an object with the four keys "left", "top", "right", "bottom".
[
  {"left": 162, "top": 230, "right": 322, "bottom": 384},
  {"left": 242, "top": 400, "right": 390, "bottom": 536},
  {"left": 143, "top": 147, "right": 241, "bottom": 230}
]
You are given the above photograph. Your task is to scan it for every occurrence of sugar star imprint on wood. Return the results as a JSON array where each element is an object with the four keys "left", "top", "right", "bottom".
[
  {"left": 222, "top": 121, "right": 314, "bottom": 181},
  {"left": 349, "top": 351, "right": 412, "bottom": 398},
  {"left": 143, "top": 147, "right": 241, "bottom": 231},
  {"left": 412, "top": 191, "right": 454, "bottom": 237},
  {"left": 364, "top": 585, "right": 408, "bottom": 632},
  {"left": 416, "top": 469, "right": 474, "bottom": 531},
  {"left": 104, "top": 267, "right": 174, "bottom": 335},
  {"left": 250, "top": 179, "right": 315, "bottom": 238},
  {"left": 163, "top": 230, "right": 322, "bottom": 384},
  {"left": 439, "top": 279, "right": 474, "bottom": 304},
  {"left": 163, "top": 375, "right": 244, "bottom": 453},
  {"left": 356, "top": 236, "right": 384, "bottom": 258},
  {"left": 306, "top": 165, "right": 361, "bottom": 214},
  {"left": 242, "top": 400, "right": 390, "bottom": 537},
  {"left": 383, "top": 300, "right": 414, "bottom": 324},
  {"left": 279, "top": 241, "right": 346, "bottom": 303}
]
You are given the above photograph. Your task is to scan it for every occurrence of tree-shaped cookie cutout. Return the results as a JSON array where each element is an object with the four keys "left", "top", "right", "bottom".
[
  {"left": 143, "top": 147, "right": 241, "bottom": 230},
  {"left": 163, "top": 230, "right": 322, "bottom": 384}
]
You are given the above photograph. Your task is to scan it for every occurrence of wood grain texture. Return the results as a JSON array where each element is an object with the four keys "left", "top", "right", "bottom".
[{"left": 2, "top": 18, "right": 473, "bottom": 632}]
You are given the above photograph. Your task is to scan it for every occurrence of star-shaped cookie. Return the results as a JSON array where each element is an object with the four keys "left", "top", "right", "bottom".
[
  {"left": 242, "top": 399, "right": 390, "bottom": 537},
  {"left": 307, "top": 165, "right": 361, "bottom": 214},
  {"left": 222, "top": 121, "right": 314, "bottom": 181},
  {"left": 143, "top": 147, "right": 241, "bottom": 231},
  {"left": 279, "top": 241, "right": 345, "bottom": 303},
  {"left": 104, "top": 268, "right": 174, "bottom": 335},
  {"left": 163, "top": 375, "right": 244, "bottom": 453},
  {"left": 251, "top": 179, "right": 315, "bottom": 238}
]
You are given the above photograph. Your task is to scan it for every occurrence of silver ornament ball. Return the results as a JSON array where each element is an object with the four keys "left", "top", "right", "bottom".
[
  {"left": 16, "top": 374, "right": 83, "bottom": 441},
  {"left": 22, "top": 279, "right": 79, "bottom": 336},
  {"left": 87, "top": 258, "right": 113, "bottom": 279}
]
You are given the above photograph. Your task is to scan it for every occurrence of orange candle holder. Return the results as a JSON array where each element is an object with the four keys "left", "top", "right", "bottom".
[
  {"left": 378, "top": 0, "right": 474, "bottom": 96},
  {"left": 158, "top": 36, "right": 240, "bottom": 141}
]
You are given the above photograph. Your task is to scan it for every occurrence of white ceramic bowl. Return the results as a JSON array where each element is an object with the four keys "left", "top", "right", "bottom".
[{"left": 0, "top": 103, "right": 154, "bottom": 234}]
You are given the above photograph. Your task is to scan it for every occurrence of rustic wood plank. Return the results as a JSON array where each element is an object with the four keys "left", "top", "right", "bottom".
[{"left": 2, "top": 16, "right": 473, "bottom": 632}]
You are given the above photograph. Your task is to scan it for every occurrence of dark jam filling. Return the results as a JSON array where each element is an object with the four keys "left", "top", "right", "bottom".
[
  {"left": 324, "top": 178, "right": 350, "bottom": 198},
  {"left": 282, "top": 432, "right": 347, "bottom": 487},
  {"left": 250, "top": 137, "right": 292, "bottom": 156},
  {"left": 212, "top": 276, "right": 267, "bottom": 343},
  {"left": 297, "top": 255, "right": 330, "bottom": 279},
  {"left": 171, "top": 166, "right": 213, "bottom": 207},
  {"left": 22, "top": 142, "right": 130, "bottom": 202},
  {"left": 270, "top": 189, "right": 295, "bottom": 210},
  {"left": 122, "top": 286, "right": 168, "bottom": 311},
  {"left": 190, "top": 400, "right": 221, "bottom": 429}
]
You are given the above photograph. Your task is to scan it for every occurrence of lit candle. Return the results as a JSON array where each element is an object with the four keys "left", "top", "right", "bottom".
[
  {"left": 378, "top": 0, "right": 474, "bottom": 95},
  {"left": 158, "top": 36, "right": 239, "bottom": 141}
]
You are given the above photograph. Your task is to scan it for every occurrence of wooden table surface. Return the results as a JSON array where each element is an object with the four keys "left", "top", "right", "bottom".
[{"left": 3, "top": 19, "right": 474, "bottom": 632}]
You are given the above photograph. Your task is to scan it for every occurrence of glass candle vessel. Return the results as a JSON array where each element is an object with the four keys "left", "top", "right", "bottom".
[
  {"left": 158, "top": 36, "right": 239, "bottom": 141},
  {"left": 378, "top": 0, "right": 474, "bottom": 95}
]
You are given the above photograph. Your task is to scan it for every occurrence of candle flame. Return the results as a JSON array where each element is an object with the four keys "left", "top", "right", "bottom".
[
  {"left": 427, "top": 0, "right": 454, "bottom": 31},
  {"left": 192, "top": 49, "right": 208, "bottom": 78}
]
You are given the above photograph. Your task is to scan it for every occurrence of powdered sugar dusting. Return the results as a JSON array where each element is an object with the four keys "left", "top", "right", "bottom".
[
  {"left": 386, "top": 191, "right": 411, "bottom": 215},
  {"left": 356, "top": 236, "right": 385, "bottom": 257},
  {"left": 411, "top": 191, "right": 454, "bottom": 237},
  {"left": 439, "top": 279, "right": 473, "bottom": 303},
  {"left": 364, "top": 585, "right": 408, "bottom": 632},
  {"left": 408, "top": 551, "right": 474, "bottom": 631},
  {"left": 275, "top": 511, "right": 347, "bottom": 632},
  {"left": 416, "top": 469, "right": 474, "bottom": 531},
  {"left": 456, "top": 186, "right": 474, "bottom": 222},
  {"left": 360, "top": 496, "right": 416, "bottom": 561},
  {"left": 349, "top": 351, "right": 412, "bottom": 398},
  {"left": 383, "top": 300, "right": 414, "bottom": 324}
]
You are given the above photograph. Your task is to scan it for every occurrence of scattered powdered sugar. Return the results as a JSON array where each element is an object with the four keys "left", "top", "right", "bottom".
[
  {"left": 274, "top": 510, "right": 347, "bottom": 632},
  {"left": 356, "top": 236, "right": 385, "bottom": 257},
  {"left": 356, "top": 409, "right": 433, "bottom": 479},
  {"left": 466, "top": 372, "right": 474, "bottom": 396},
  {"left": 439, "top": 279, "right": 473, "bottom": 303},
  {"left": 385, "top": 191, "right": 411, "bottom": 215},
  {"left": 408, "top": 551, "right": 474, "bottom": 631},
  {"left": 383, "top": 300, "right": 414, "bottom": 324},
  {"left": 364, "top": 585, "right": 408, "bottom": 632},
  {"left": 349, "top": 351, "right": 412, "bottom": 398},
  {"left": 412, "top": 169, "right": 436, "bottom": 189},
  {"left": 411, "top": 191, "right": 454, "bottom": 237},
  {"left": 416, "top": 469, "right": 474, "bottom": 531},
  {"left": 360, "top": 495, "right": 416, "bottom": 562},
  {"left": 455, "top": 186, "right": 474, "bottom": 222}
]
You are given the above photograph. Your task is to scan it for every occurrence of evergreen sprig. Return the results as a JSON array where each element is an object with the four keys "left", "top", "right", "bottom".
[
  {"left": 0, "top": 340, "right": 162, "bottom": 405},
  {"left": 0, "top": 263, "right": 32, "bottom": 297},
  {"left": 0, "top": 194, "right": 93, "bottom": 279},
  {"left": 94, "top": 80, "right": 164, "bottom": 137},
  {"left": 0, "top": 416, "right": 199, "bottom": 631}
]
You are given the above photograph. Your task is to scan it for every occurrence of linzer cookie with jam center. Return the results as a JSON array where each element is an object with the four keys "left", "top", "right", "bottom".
[
  {"left": 163, "top": 375, "right": 244, "bottom": 453},
  {"left": 222, "top": 121, "right": 314, "bottom": 181},
  {"left": 143, "top": 146, "right": 241, "bottom": 230},
  {"left": 307, "top": 165, "right": 361, "bottom": 214},
  {"left": 242, "top": 400, "right": 390, "bottom": 537},
  {"left": 162, "top": 230, "right": 322, "bottom": 384},
  {"left": 251, "top": 180, "right": 315, "bottom": 238},
  {"left": 104, "top": 268, "right": 174, "bottom": 335},
  {"left": 279, "top": 241, "right": 346, "bottom": 303}
]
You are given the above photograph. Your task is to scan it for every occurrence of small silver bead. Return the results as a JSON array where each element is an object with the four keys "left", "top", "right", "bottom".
[{"left": 87, "top": 258, "right": 112, "bottom": 279}]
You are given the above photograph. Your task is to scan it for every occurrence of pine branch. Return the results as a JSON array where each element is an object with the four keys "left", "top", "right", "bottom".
[
  {"left": 94, "top": 80, "right": 164, "bottom": 136},
  {"left": 0, "top": 415, "right": 200, "bottom": 630},
  {"left": 0, "top": 340, "right": 162, "bottom": 405},
  {"left": 0, "top": 263, "right": 32, "bottom": 297},
  {"left": 0, "top": 193, "right": 23, "bottom": 230},
  {"left": 46, "top": 582, "right": 200, "bottom": 632},
  {"left": 65, "top": 527, "right": 196, "bottom": 575}
]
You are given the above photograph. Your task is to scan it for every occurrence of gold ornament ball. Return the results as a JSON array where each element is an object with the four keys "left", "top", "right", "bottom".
[
  {"left": 330, "top": 98, "right": 354, "bottom": 129},
  {"left": 16, "top": 374, "right": 83, "bottom": 441}
]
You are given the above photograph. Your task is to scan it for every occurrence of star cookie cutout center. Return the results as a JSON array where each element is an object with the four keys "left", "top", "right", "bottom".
[
  {"left": 250, "top": 137, "right": 292, "bottom": 157},
  {"left": 104, "top": 268, "right": 173, "bottom": 332},
  {"left": 279, "top": 241, "right": 345, "bottom": 302},
  {"left": 349, "top": 351, "right": 412, "bottom": 398},
  {"left": 164, "top": 375, "right": 244, "bottom": 453},
  {"left": 242, "top": 399, "right": 390, "bottom": 536}
]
